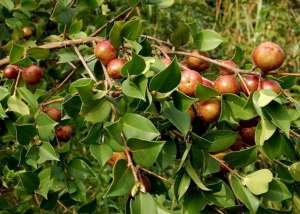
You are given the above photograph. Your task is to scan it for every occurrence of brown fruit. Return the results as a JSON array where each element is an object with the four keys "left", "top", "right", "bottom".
[
  {"left": 3, "top": 65, "right": 20, "bottom": 79},
  {"left": 219, "top": 60, "right": 237, "bottom": 75},
  {"left": 214, "top": 75, "right": 240, "bottom": 94},
  {"left": 252, "top": 42, "right": 285, "bottom": 72},
  {"left": 240, "top": 126, "right": 256, "bottom": 146},
  {"left": 22, "top": 65, "right": 43, "bottom": 85},
  {"left": 178, "top": 69, "right": 202, "bottom": 96},
  {"left": 261, "top": 79, "right": 281, "bottom": 94},
  {"left": 22, "top": 26, "right": 33, "bottom": 38},
  {"left": 55, "top": 125, "right": 73, "bottom": 142},
  {"left": 241, "top": 75, "right": 260, "bottom": 94},
  {"left": 202, "top": 77, "right": 215, "bottom": 88},
  {"left": 186, "top": 50, "right": 210, "bottom": 71},
  {"left": 94, "top": 40, "right": 117, "bottom": 65},
  {"left": 140, "top": 175, "right": 151, "bottom": 192},
  {"left": 195, "top": 98, "right": 221, "bottom": 123},
  {"left": 107, "top": 152, "right": 126, "bottom": 166},
  {"left": 107, "top": 58, "right": 126, "bottom": 79},
  {"left": 44, "top": 107, "right": 61, "bottom": 122},
  {"left": 230, "top": 137, "right": 244, "bottom": 151}
]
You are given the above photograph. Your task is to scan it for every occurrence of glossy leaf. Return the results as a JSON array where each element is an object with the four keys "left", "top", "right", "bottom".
[
  {"left": 242, "top": 169, "right": 273, "bottom": 195},
  {"left": 223, "top": 147, "right": 257, "bottom": 168},
  {"left": 205, "top": 130, "right": 238, "bottom": 153}
]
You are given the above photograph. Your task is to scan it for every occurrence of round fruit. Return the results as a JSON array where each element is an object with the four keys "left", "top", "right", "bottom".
[
  {"left": 94, "top": 40, "right": 117, "bottom": 65},
  {"left": 107, "top": 152, "right": 126, "bottom": 166},
  {"left": 107, "top": 58, "right": 126, "bottom": 79},
  {"left": 214, "top": 75, "right": 240, "bottom": 94},
  {"left": 240, "top": 126, "right": 256, "bottom": 146},
  {"left": 55, "top": 125, "right": 73, "bottom": 142},
  {"left": 261, "top": 79, "right": 281, "bottom": 94},
  {"left": 241, "top": 75, "right": 260, "bottom": 94},
  {"left": 178, "top": 69, "right": 202, "bottom": 96},
  {"left": 22, "top": 65, "right": 43, "bottom": 85},
  {"left": 252, "top": 42, "right": 285, "bottom": 72},
  {"left": 202, "top": 77, "right": 215, "bottom": 88},
  {"left": 140, "top": 175, "right": 151, "bottom": 192},
  {"left": 230, "top": 138, "right": 244, "bottom": 151},
  {"left": 44, "top": 107, "right": 61, "bottom": 122},
  {"left": 3, "top": 65, "right": 20, "bottom": 79},
  {"left": 186, "top": 50, "right": 210, "bottom": 71},
  {"left": 194, "top": 98, "right": 221, "bottom": 123},
  {"left": 219, "top": 60, "right": 237, "bottom": 75},
  {"left": 22, "top": 26, "right": 33, "bottom": 38}
]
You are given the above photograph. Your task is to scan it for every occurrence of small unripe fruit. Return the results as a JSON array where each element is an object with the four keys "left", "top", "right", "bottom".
[
  {"left": 219, "top": 60, "right": 237, "bottom": 75},
  {"left": 214, "top": 75, "right": 240, "bottom": 94},
  {"left": 3, "top": 65, "right": 20, "bottom": 79},
  {"left": 55, "top": 125, "right": 73, "bottom": 142},
  {"left": 178, "top": 69, "right": 202, "bottom": 96},
  {"left": 22, "top": 65, "right": 43, "bottom": 85},
  {"left": 241, "top": 75, "right": 260, "bottom": 94},
  {"left": 240, "top": 126, "right": 256, "bottom": 146},
  {"left": 107, "top": 58, "right": 126, "bottom": 79},
  {"left": 22, "top": 26, "right": 33, "bottom": 38},
  {"left": 44, "top": 107, "right": 61, "bottom": 122},
  {"left": 94, "top": 40, "right": 117, "bottom": 65},
  {"left": 195, "top": 98, "right": 221, "bottom": 123},
  {"left": 186, "top": 50, "right": 210, "bottom": 71},
  {"left": 107, "top": 152, "right": 126, "bottom": 166},
  {"left": 252, "top": 42, "right": 285, "bottom": 72},
  {"left": 261, "top": 79, "right": 281, "bottom": 94}
]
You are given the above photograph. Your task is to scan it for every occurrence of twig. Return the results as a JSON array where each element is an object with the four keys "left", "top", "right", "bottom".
[
  {"left": 141, "top": 35, "right": 173, "bottom": 47},
  {"left": 237, "top": 72, "right": 250, "bottom": 96},
  {"left": 57, "top": 200, "right": 69, "bottom": 213},
  {"left": 41, "top": 98, "right": 64, "bottom": 106},
  {"left": 290, "top": 130, "right": 300, "bottom": 140},
  {"left": 101, "top": 62, "right": 112, "bottom": 90},
  {"left": 138, "top": 166, "right": 172, "bottom": 183},
  {"left": 13, "top": 70, "right": 21, "bottom": 96},
  {"left": 269, "top": 72, "right": 300, "bottom": 77}
]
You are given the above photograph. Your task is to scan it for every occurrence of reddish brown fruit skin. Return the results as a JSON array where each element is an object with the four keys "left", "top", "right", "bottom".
[
  {"left": 195, "top": 98, "right": 221, "bottom": 123},
  {"left": 22, "top": 65, "right": 43, "bottom": 85},
  {"left": 219, "top": 60, "right": 237, "bottom": 75},
  {"left": 241, "top": 75, "right": 260, "bottom": 94},
  {"left": 178, "top": 69, "right": 202, "bottom": 96},
  {"left": 261, "top": 79, "right": 281, "bottom": 94},
  {"left": 230, "top": 138, "right": 244, "bottom": 151},
  {"left": 3, "top": 65, "right": 20, "bottom": 79},
  {"left": 22, "top": 27, "right": 33, "bottom": 38},
  {"left": 44, "top": 107, "right": 61, "bottom": 122},
  {"left": 94, "top": 40, "right": 117, "bottom": 65},
  {"left": 107, "top": 58, "right": 126, "bottom": 79},
  {"left": 107, "top": 152, "right": 126, "bottom": 166},
  {"left": 202, "top": 77, "right": 215, "bottom": 88},
  {"left": 186, "top": 50, "right": 210, "bottom": 71},
  {"left": 55, "top": 125, "right": 73, "bottom": 142},
  {"left": 252, "top": 42, "right": 285, "bottom": 72},
  {"left": 240, "top": 126, "right": 256, "bottom": 146},
  {"left": 214, "top": 75, "right": 240, "bottom": 94}
]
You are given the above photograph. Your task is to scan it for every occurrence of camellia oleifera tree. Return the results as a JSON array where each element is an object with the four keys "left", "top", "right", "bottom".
[{"left": 0, "top": 0, "right": 300, "bottom": 213}]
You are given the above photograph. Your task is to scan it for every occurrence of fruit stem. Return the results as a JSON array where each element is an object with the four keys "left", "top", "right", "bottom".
[
  {"left": 101, "top": 62, "right": 112, "bottom": 90},
  {"left": 12, "top": 70, "right": 21, "bottom": 96},
  {"left": 237, "top": 72, "right": 250, "bottom": 96},
  {"left": 138, "top": 166, "right": 172, "bottom": 184},
  {"left": 41, "top": 98, "right": 64, "bottom": 106}
]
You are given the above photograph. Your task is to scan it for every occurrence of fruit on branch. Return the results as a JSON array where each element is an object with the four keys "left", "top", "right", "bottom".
[
  {"left": 107, "top": 58, "right": 126, "bottom": 79},
  {"left": 230, "top": 137, "right": 244, "bottom": 151},
  {"left": 241, "top": 74, "right": 260, "bottom": 94},
  {"left": 186, "top": 50, "right": 210, "bottom": 71},
  {"left": 22, "top": 65, "right": 43, "bottom": 85},
  {"left": 194, "top": 98, "right": 221, "bottom": 123},
  {"left": 214, "top": 75, "right": 240, "bottom": 94},
  {"left": 3, "top": 65, "right": 20, "bottom": 79},
  {"left": 239, "top": 126, "right": 256, "bottom": 146},
  {"left": 140, "top": 175, "right": 151, "bottom": 192},
  {"left": 107, "top": 152, "right": 126, "bottom": 166},
  {"left": 55, "top": 125, "right": 73, "bottom": 142},
  {"left": 22, "top": 26, "right": 33, "bottom": 38},
  {"left": 219, "top": 60, "right": 237, "bottom": 75},
  {"left": 178, "top": 69, "right": 202, "bottom": 96},
  {"left": 44, "top": 107, "right": 62, "bottom": 122},
  {"left": 202, "top": 77, "right": 215, "bottom": 88},
  {"left": 252, "top": 42, "right": 285, "bottom": 72},
  {"left": 94, "top": 40, "right": 117, "bottom": 65},
  {"left": 261, "top": 79, "right": 282, "bottom": 94}
]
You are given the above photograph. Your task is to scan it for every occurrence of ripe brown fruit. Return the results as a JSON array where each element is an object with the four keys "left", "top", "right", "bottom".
[
  {"left": 178, "top": 69, "right": 202, "bottom": 96},
  {"left": 22, "top": 26, "right": 33, "bottom": 38},
  {"left": 194, "top": 98, "right": 221, "bottom": 123},
  {"left": 230, "top": 137, "right": 244, "bottom": 151},
  {"left": 241, "top": 75, "right": 260, "bottom": 94},
  {"left": 94, "top": 40, "right": 117, "bottom": 65},
  {"left": 219, "top": 60, "right": 237, "bottom": 75},
  {"left": 252, "top": 42, "right": 285, "bottom": 72},
  {"left": 186, "top": 50, "right": 210, "bottom": 71},
  {"left": 240, "top": 126, "right": 256, "bottom": 146},
  {"left": 44, "top": 107, "right": 61, "bottom": 122},
  {"left": 107, "top": 152, "right": 126, "bottom": 166},
  {"left": 107, "top": 58, "right": 126, "bottom": 79},
  {"left": 261, "top": 79, "right": 281, "bottom": 94},
  {"left": 22, "top": 65, "right": 43, "bottom": 85},
  {"left": 214, "top": 75, "right": 240, "bottom": 94},
  {"left": 55, "top": 125, "right": 73, "bottom": 142},
  {"left": 3, "top": 65, "right": 20, "bottom": 79},
  {"left": 202, "top": 77, "right": 215, "bottom": 88}
]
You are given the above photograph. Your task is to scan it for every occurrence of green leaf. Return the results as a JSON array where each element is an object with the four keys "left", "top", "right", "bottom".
[
  {"left": 38, "top": 142, "right": 59, "bottom": 164},
  {"left": 172, "top": 91, "right": 196, "bottom": 111},
  {"left": 19, "top": 172, "right": 39, "bottom": 194},
  {"left": 109, "top": 21, "right": 125, "bottom": 48},
  {"left": 205, "top": 183, "right": 235, "bottom": 208},
  {"left": 104, "top": 121, "right": 124, "bottom": 151},
  {"left": 263, "top": 131, "right": 284, "bottom": 160},
  {"left": 125, "top": 38, "right": 143, "bottom": 54},
  {"left": 121, "top": 18, "right": 143, "bottom": 41},
  {"left": 0, "top": 0, "right": 14, "bottom": 10},
  {"left": 71, "top": 78, "right": 95, "bottom": 103},
  {"left": 90, "top": 144, "right": 113, "bottom": 167},
  {"left": 130, "top": 193, "right": 157, "bottom": 214},
  {"left": 242, "top": 169, "right": 273, "bottom": 195},
  {"left": 195, "top": 84, "right": 219, "bottom": 101},
  {"left": 205, "top": 130, "right": 238, "bottom": 153},
  {"left": 27, "top": 47, "right": 49, "bottom": 60},
  {"left": 35, "top": 112, "right": 58, "bottom": 141},
  {"left": 178, "top": 174, "right": 191, "bottom": 200},
  {"left": 53, "top": 6, "right": 74, "bottom": 25},
  {"left": 68, "top": 158, "right": 94, "bottom": 180},
  {"left": 262, "top": 179, "right": 292, "bottom": 201},
  {"left": 122, "top": 113, "right": 160, "bottom": 141},
  {"left": 8, "top": 95, "right": 30, "bottom": 115},
  {"left": 16, "top": 124, "right": 37, "bottom": 145},
  {"left": 63, "top": 95, "right": 81, "bottom": 117},
  {"left": 127, "top": 138, "right": 165, "bottom": 167},
  {"left": 122, "top": 76, "right": 148, "bottom": 101},
  {"left": 80, "top": 99, "right": 111, "bottom": 124},
  {"left": 149, "top": 58, "right": 181, "bottom": 93},
  {"left": 224, "top": 146, "right": 257, "bottom": 168},
  {"left": 198, "top": 30, "right": 223, "bottom": 51},
  {"left": 0, "top": 86, "right": 9, "bottom": 101},
  {"left": 185, "top": 160, "right": 210, "bottom": 191},
  {"left": 121, "top": 54, "right": 146, "bottom": 76},
  {"left": 9, "top": 43, "right": 24, "bottom": 64},
  {"left": 80, "top": 124, "right": 102, "bottom": 145},
  {"left": 255, "top": 118, "right": 276, "bottom": 146},
  {"left": 17, "top": 87, "right": 39, "bottom": 113},
  {"left": 105, "top": 159, "right": 135, "bottom": 197},
  {"left": 183, "top": 191, "right": 207, "bottom": 214},
  {"left": 288, "top": 162, "right": 300, "bottom": 181},
  {"left": 38, "top": 167, "right": 53, "bottom": 199},
  {"left": 57, "top": 48, "right": 78, "bottom": 64},
  {"left": 0, "top": 104, "right": 5, "bottom": 119},
  {"left": 191, "top": 132, "right": 212, "bottom": 150},
  {"left": 229, "top": 174, "right": 260, "bottom": 214},
  {"left": 170, "top": 22, "right": 190, "bottom": 47},
  {"left": 253, "top": 89, "right": 279, "bottom": 108}
]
